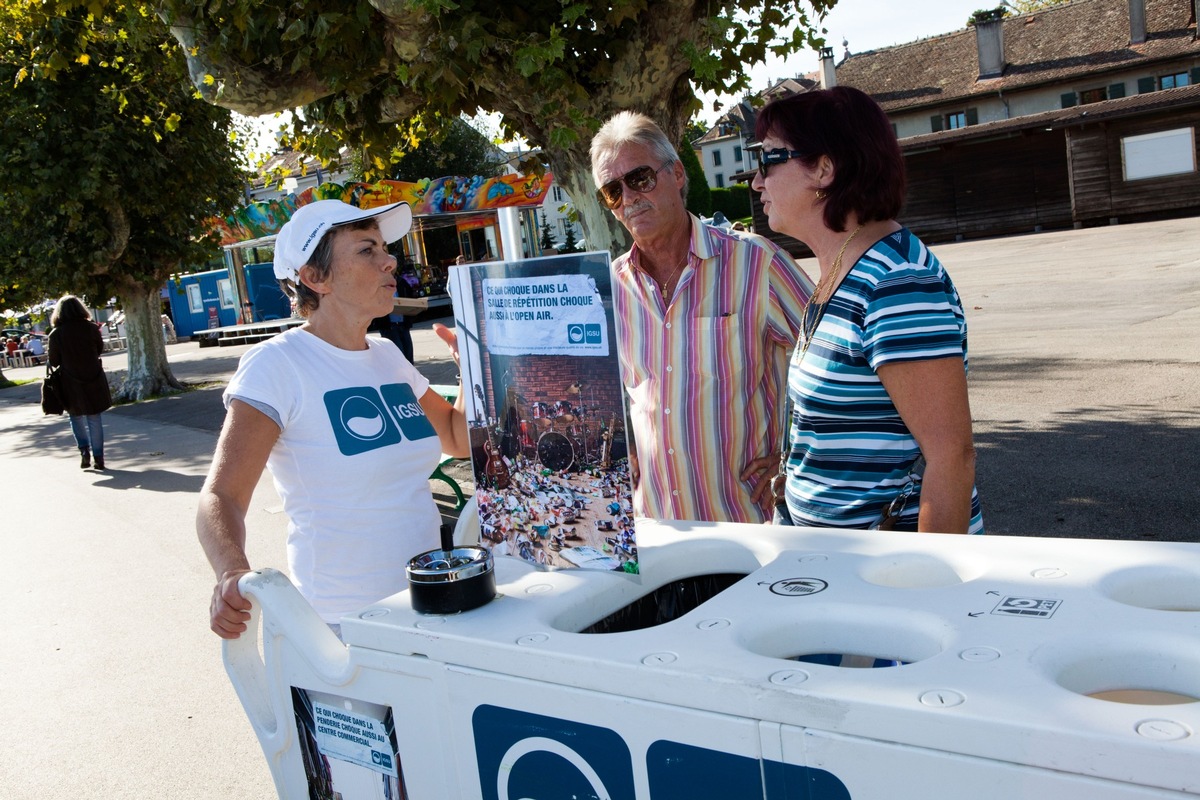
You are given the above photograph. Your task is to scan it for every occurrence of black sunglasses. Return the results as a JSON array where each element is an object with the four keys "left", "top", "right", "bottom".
[
  {"left": 596, "top": 162, "right": 672, "bottom": 209},
  {"left": 758, "top": 148, "right": 807, "bottom": 178}
]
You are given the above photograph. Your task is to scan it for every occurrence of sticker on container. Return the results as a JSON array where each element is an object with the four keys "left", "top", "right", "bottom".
[
  {"left": 767, "top": 577, "right": 828, "bottom": 597},
  {"left": 991, "top": 596, "right": 1061, "bottom": 619}
]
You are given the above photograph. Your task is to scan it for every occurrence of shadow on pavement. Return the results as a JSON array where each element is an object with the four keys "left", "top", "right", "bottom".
[
  {"left": 976, "top": 410, "right": 1199, "bottom": 541},
  {"left": 86, "top": 465, "right": 207, "bottom": 494},
  {"left": 110, "top": 383, "right": 228, "bottom": 434}
]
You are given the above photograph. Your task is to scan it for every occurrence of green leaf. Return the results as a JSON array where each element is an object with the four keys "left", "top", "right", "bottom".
[{"left": 281, "top": 19, "right": 306, "bottom": 42}]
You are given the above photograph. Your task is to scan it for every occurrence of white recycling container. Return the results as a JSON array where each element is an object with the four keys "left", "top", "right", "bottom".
[{"left": 224, "top": 520, "right": 1200, "bottom": 799}]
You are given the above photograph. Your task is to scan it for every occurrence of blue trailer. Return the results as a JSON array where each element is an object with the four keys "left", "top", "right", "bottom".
[
  {"left": 166, "top": 264, "right": 291, "bottom": 338},
  {"left": 165, "top": 269, "right": 239, "bottom": 338},
  {"left": 244, "top": 262, "right": 291, "bottom": 322}
]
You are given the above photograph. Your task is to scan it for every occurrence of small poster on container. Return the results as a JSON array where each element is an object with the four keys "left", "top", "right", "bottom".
[
  {"left": 449, "top": 252, "right": 638, "bottom": 575},
  {"left": 291, "top": 688, "right": 407, "bottom": 798}
]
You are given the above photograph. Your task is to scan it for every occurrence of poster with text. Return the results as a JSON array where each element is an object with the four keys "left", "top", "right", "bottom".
[
  {"left": 291, "top": 687, "right": 407, "bottom": 799},
  {"left": 449, "top": 252, "right": 637, "bottom": 575}
]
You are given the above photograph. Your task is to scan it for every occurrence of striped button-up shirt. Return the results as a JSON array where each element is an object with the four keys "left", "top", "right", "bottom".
[{"left": 613, "top": 216, "right": 814, "bottom": 523}]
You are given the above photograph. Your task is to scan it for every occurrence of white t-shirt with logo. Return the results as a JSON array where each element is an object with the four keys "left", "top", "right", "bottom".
[{"left": 225, "top": 327, "right": 442, "bottom": 623}]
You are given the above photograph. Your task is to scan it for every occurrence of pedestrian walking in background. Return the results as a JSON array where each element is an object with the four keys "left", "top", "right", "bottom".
[{"left": 48, "top": 295, "right": 112, "bottom": 470}]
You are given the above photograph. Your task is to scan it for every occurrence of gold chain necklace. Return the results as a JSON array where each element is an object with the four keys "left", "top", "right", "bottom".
[
  {"left": 657, "top": 254, "right": 688, "bottom": 303},
  {"left": 801, "top": 223, "right": 865, "bottom": 352},
  {"left": 813, "top": 223, "right": 864, "bottom": 304}
]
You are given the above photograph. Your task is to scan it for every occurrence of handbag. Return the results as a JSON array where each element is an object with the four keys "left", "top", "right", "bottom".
[
  {"left": 41, "top": 365, "right": 65, "bottom": 416},
  {"left": 870, "top": 455, "right": 926, "bottom": 531}
]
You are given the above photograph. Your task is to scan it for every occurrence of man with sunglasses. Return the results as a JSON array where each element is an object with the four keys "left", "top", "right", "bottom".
[{"left": 590, "top": 111, "right": 814, "bottom": 524}]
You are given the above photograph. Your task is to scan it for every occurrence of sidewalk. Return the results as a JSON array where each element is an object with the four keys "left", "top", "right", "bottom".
[
  {"left": 0, "top": 320, "right": 469, "bottom": 800},
  {"left": 0, "top": 217, "right": 1197, "bottom": 798}
]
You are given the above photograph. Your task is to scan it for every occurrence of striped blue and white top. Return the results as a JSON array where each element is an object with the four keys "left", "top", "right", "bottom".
[{"left": 783, "top": 227, "right": 984, "bottom": 533}]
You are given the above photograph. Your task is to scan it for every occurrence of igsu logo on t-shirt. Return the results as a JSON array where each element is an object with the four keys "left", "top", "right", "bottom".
[{"left": 323, "top": 384, "right": 436, "bottom": 456}]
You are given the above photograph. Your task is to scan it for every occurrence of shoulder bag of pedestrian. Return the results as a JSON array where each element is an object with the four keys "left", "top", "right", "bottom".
[{"left": 41, "top": 365, "right": 65, "bottom": 416}]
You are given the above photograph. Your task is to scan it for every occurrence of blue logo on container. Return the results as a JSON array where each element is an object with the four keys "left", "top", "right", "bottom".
[
  {"left": 473, "top": 705, "right": 635, "bottom": 800},
  {"left": 472, "top": 706, "right": 850, "bottom": 800},
  {"left": 648, "top": 741, "right": 850, "bottom": 800}
]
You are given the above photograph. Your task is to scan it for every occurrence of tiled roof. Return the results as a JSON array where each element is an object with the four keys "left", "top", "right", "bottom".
[
  {"left": 695, "top": 75, "right": 819, "bottom": 144},
  {"left": 836, "top": 0, "right": 1200, "bottom": 113}
]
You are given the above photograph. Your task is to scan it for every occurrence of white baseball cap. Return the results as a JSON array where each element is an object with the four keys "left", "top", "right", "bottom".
[{"left": 273, "top": 199, "right": 413, "bottom": 283}]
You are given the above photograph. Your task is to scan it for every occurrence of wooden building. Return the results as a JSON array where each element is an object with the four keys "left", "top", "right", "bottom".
[{"left": 738, "top": 0, "right": 1200, "bottom": 255}]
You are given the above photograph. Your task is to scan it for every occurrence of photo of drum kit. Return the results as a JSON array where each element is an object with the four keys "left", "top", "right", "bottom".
[{"left": 475, "top": 381, "right": 626, "bottom": 482}]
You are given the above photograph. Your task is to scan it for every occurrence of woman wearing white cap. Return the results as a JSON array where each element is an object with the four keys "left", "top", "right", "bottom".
[{"left": 197, "top": 199, "right": 470, "bottom": 639}]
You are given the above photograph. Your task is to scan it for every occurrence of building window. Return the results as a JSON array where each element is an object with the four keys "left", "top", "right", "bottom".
[
  {"left": 186, "top": 284, "right": 203, "bottom": 314},
  {"left": 930, "top": 108, "right": 978, "bottom": 132},
  {"left": 715, "top": 174, "right": 725, "bottom": 188},
  {"left": 733, "top": 145, "right": 743, "bottom": 162},
  {"left": 1121, "top": 128, "right": 1196, "bottom": 181},
  {"left": 552, "top": 186, "right": 564, "bottom": 203},
  {"left": 217, "top": 278, "right": 235, "bottom": 310},
  {"left": 1160, "top": 72, "right": 1190, "bottom": 90},
  {"left": 712, "top": 150, "right": 722, "bottom": 167},
  {"left": 1079, "top": 87, "right": 1108, "bottom": 105}
]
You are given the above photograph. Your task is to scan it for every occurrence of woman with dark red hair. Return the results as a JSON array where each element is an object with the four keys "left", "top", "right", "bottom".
[{"left": 752, "top": 87, "right": 982, "bottom": 534}]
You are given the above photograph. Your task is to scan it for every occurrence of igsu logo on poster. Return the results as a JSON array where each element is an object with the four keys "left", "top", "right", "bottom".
[
  {"left": 567, "top": 323, "right": 603, "bottom": 345},
  {"left": 472, "top": 705, "right": 850, "bottom": 799}
]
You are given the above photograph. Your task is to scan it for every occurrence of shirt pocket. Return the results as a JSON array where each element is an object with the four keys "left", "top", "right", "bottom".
[{"left": 690, "top": 314, "right": 743, "bottom": 378}]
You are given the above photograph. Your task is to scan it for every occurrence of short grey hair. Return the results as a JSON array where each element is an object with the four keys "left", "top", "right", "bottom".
[
  {"left": 590, "top": 111, "right": 687, "bottom": 199},
  {"left": 280, "top": 218, "right": 382, "bottom": 318}
]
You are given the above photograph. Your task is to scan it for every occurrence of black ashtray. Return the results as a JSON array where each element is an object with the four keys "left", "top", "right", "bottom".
[{"left": 406, "top": 546, "right": 496, "bottom": 614}]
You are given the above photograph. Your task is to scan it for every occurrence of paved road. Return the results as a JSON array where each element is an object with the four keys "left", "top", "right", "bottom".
[{"left": 1, "top": 217, "right": 1197, "bottom": 798}]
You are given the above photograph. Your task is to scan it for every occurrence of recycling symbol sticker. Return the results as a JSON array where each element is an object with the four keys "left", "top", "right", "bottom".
[{"left": 768, "top": 578, "right": 828, "bottom": 597}]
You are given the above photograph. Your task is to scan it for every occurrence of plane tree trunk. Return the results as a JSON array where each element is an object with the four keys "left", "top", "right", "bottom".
[{"left": 113, "top": 277, "right": 184, "bottom": 402}]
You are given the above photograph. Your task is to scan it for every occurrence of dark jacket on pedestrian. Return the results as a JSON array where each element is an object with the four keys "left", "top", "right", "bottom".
[{"left": 48, "top": 320, "right": 112, "bottom": 416}]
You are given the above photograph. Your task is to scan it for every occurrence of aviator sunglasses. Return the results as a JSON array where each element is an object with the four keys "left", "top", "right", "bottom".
[
  {"left": 758, "top": 148, "right": 807, "bottom": 178},
  {"left": 596, "top": 162, "right": 672, "bottom": 209}
]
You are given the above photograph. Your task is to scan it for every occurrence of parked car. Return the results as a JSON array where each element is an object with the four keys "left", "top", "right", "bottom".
[{"left": 3, "top": 327, "right": 46, "bottom": 341}]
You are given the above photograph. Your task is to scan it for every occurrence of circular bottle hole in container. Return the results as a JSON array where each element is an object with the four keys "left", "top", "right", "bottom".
[
  {"left": 1100, "top": 565, "right": 1200, "bottom": 612},
  {"left": 743, "top": 608, "right": 949, "bottom": 669},
  {"left": 1050, "top": 645, "right": 1200, "bottom": 706},
  {"left": 1088, "top": 689, "right": 1199, "bottom": 705},
  {"left": 859, "top": 552, "right": 986, "bottom": 589}
]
